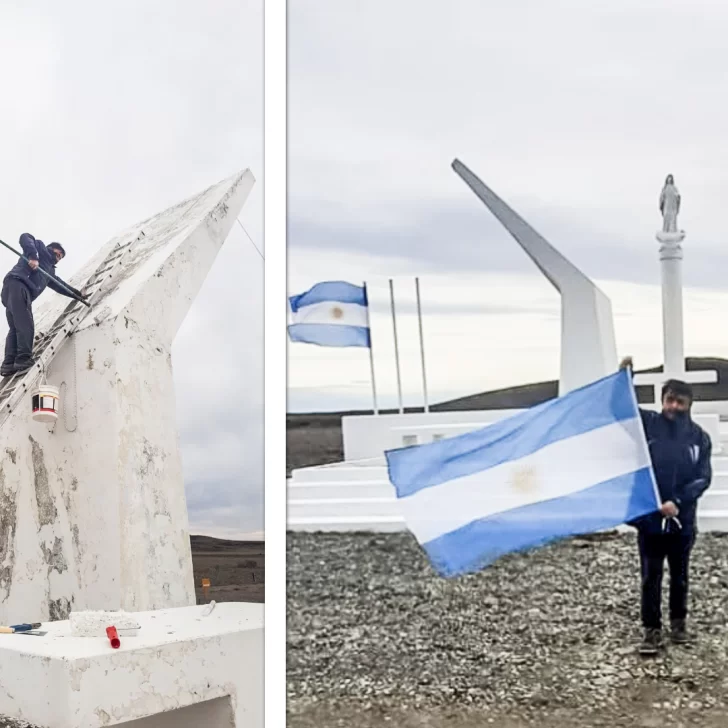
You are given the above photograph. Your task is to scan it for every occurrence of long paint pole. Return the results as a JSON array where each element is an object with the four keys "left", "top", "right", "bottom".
[
  {"left": 415, "top": 277, "right": 429, "bottom": 413},
  {"left": 389, "top": 278, "right": 403, "bottom": 414},
  {"left": 363, "top": 281, "right": 378, "bottom": 414}
]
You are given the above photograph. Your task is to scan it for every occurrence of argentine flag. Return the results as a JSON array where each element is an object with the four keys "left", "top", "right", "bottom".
[
  {"left": 288, "top": 281, "right": 370, "bottom": 348},
  {"left": 385, "top": 369, "right": 659, "bottom": 577}
]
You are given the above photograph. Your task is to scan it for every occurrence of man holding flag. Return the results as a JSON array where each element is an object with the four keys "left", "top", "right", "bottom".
[
  {"left": 619, "top": 357, "right": 712, "bottom": 656},
  {"left": 385, "top": 360, "right": 711, "bottom": 657}
]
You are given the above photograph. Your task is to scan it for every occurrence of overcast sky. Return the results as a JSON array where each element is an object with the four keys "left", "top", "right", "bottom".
[
  {"left": 288, "top": 0, "right": 728, "bottom": 412},
  {"left": 0, "top": 0, "right": 263, "bottom": 538}
]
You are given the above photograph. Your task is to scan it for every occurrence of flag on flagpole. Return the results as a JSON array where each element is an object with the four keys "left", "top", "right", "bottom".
[
  {"left": 288, "top": 281, "right": 370, "bottom": 348},
  {"left": 385, "top": 369, "right": 659, "bottom": 577}
]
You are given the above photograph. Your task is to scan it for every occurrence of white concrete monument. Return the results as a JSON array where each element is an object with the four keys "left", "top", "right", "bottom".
[
  {"left": 452, "top": 159, "right": 617, "bottom": 395},
  {"left": 288, "top": 167, "right": 728, "bottom": 536},
  {"left": 632, "top": 174, "right": 717, "bottom": 401},
  {"left": 0, "top": 169, "right": 255, "bottom": 624}
]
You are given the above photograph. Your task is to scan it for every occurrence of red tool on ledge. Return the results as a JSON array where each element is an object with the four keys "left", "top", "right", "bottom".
[{"left": 106, "top": 626, "right": 120, "bottom": 648}]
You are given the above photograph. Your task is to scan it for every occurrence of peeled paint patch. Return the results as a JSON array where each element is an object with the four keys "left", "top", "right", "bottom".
[
  {"left": 42, "top": 536, "right": 68, "bottom": 575},
  {"left": 29, "top": 435, "right": 57, "bottom": 526},
  {"left": 49, "top": 596, "right": 72, "bottom": 621},
  {"left": 0, "top": 468, "right": 17, "bottom": 597}
]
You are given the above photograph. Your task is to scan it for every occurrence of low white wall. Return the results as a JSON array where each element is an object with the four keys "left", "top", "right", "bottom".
[
  {"left": 0, "top": 603, "right": 263, "bottom": 728},
  {"left": 343, "top": 407, "right": 724, "bottom": 461},
  {"left": 342, "top": 410, "right": 523, "bottom": 461}
]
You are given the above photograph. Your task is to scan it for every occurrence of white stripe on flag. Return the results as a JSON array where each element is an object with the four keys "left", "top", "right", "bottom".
[
  {"left": 397, "top": 416, "right": 648, "bottom": 544},
  {"left": 291, "top": 300, "right": 368, "bottom": 328}
]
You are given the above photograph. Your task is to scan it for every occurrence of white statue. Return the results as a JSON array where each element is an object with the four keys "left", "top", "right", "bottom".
[{"left": 659, "top": 174, "right": 681, "bottom": 233}]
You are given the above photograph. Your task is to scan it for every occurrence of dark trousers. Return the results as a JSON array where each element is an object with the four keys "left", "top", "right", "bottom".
[
  {"left": 1, "top": 278, "right": 34, "bottom": 366},
  {"left": 638, "top": 530, "right": 695, "bottom": 629}
]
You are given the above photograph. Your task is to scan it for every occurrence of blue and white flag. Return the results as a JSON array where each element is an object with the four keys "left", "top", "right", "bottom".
[
  {"left": 385, "top": 369, "right": 659, "bottom": 577},
  {"left": 288, "top": 281, "right": 370, "bottom": 348}
]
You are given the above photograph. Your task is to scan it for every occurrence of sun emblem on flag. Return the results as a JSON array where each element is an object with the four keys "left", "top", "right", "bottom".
[
  {"left": 509, "top": 465, "right": 539, "bottom": 494},
  {"left": 330, "top": 306, "right": 344, "bottom": 320}
]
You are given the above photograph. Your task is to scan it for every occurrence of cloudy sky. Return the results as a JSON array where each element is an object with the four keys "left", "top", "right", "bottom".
[
  {"left": 288, "top": 0, "right": 728, "bottom": 412},
  {"left": 0, "top": 0, "right": 262, "bottom": 538}
]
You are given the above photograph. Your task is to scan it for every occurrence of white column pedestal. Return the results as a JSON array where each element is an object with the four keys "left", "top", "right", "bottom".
[{"left": 657, "top": 230, "right": 687, "bottom": 376}]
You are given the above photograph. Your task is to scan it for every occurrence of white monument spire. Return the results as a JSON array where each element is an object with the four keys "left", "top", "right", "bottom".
[
  {"left": 452, "top": 159, "right": 617, "bottom": 395},
  {"left": 0, "top": 169, "right": 255, "bottom": 622},
  {"left": 633, "top": 174, "right": 716, "bottom": 402}
]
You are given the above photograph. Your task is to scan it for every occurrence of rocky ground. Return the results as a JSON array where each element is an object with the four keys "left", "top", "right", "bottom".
[
  {"left": 287, "top": 530, "right": 728, "bottom": 727},
  {"left": 0, "top": 536, "right": 264, "bottom": 727},
  {"left": 190, "top": 535, "right": 265, "bottom": 603}
]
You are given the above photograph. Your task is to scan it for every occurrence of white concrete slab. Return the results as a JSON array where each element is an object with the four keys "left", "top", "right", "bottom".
[{"left": 0, "top": 603, "right": 263, "bottom": 728}]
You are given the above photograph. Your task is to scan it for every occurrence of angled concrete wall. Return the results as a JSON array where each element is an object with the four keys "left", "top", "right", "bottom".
[
  {"left": 0, "top": 170, "right": 254, "bottom": 622},
  {"left": 452, "top": 159, "right": 617, "bottom": 394}
]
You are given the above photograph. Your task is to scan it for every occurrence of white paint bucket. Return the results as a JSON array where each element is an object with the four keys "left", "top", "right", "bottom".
[{"left": 31, "top": 384, "right": 59, "bottom": 423}]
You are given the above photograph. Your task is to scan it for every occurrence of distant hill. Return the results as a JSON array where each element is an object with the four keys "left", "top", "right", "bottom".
[
  {"left": 286, "top": 357, "right": 728, "bottom": 474},
  {"left": 435, "top": 356, "right": 728, "bottom": 410}
]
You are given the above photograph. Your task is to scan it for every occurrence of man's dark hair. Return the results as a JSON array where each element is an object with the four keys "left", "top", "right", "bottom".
[
  {"left": 661, "top": 378, "right": 693, "bottom": 401},
  {"left": 48, "top": 242, "right": 66, "bottom": 258}
]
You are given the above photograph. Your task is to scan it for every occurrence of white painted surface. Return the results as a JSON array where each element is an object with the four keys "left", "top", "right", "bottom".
[
  {"left": 658, "top": 235, "right": 686, "bottom": 374},
  {"left": 452, "top": 160, "right": 617, "bottom": 395},
  {"left": 0, "top": 170, "right": 255, "bottom": 622},
  {"left": 0, "top": 602, "right": 263, "bottom": 728}
]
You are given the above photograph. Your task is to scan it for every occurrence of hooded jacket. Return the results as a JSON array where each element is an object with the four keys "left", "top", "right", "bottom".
[
  {"left": 630, "top": 408, "right": 712, "bottom": 536},
  {"left": 4, "top": 233, "right": 81, "bottom": 301}
]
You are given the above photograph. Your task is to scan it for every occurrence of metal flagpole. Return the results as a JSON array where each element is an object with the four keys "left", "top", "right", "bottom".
[
  {"left": 389, "top": 278, "right": 403, "bottom": 414},
  {"left": 363, "top": 281, "right": 378, "bottom": 414},
  {"left": 414, "top": 277, "right": 429, "bottom": 413}
]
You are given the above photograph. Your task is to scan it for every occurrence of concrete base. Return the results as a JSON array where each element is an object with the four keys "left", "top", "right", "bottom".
[{"left": 0, "top": 603, "right": 263, "bottom": 728}]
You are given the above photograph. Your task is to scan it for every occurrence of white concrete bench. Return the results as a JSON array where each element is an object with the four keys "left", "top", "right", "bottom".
[{"left": 0, "top": 603, "right": 263, "bottom": 728}]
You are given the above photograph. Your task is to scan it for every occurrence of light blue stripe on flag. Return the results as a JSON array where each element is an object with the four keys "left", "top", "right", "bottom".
[
  {"left": 385, "top": 369, "right": 659, "bottom": 577},
  {"left": 289, "top": 281, "right": 367, "bottom": 312},
  {"left": 287, "top": 323, "right": 371, "bottom": 348}
]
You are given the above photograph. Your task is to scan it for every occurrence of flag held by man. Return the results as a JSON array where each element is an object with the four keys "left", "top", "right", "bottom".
[{"left": 385, "top": 369, "right": 660, "bottom": 577}]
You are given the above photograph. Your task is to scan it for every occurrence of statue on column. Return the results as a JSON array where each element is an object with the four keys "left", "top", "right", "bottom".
[{"left": 659, "top": 174, "right": 681, "bottom": 234}]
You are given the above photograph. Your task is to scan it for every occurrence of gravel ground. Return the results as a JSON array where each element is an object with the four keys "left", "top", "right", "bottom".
[{"left": 287, "top": 530, "right": 728, "bottom": 727}]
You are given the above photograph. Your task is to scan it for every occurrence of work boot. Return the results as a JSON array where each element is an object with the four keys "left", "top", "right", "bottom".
[
  {"left": 670, "top": 619, "right": 690, "bottom": 645},
  {"left": 638, "top": 628, "right": 663, "bottom": 656},
  {"left": 13, "top": 358, "right": 35, "bottom": 374},
  {"left": 0, "top": 357, "right": 14, "bottom": 377}
]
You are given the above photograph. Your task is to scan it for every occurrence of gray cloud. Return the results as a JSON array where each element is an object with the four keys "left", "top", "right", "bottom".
[
  {"left": 367, "top": 294, "right": 558, "bottom": 318},
  {"left": 288, "top": 0, "right": 728, "bottom": 293},
  {"left": 0, "top": 0, "right": 263, "bottom": 535}
]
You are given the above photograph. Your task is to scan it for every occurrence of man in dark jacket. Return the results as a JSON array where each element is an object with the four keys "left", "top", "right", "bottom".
[
  {"left": 1, "top": 233, "right": 87, "bottom": 377},
  {"left": 620, "top": 357, "right": 712, "bottom": 656}
]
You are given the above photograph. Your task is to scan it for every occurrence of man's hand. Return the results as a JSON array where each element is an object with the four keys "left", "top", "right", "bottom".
[
  {"left": 27, "top": 259, "right": 39, "bottom": 270},
  {"left": 660, "top": 501, "right": 679, "bottom": 518},
  {"left": 619, "top": 356, "right": 633, "bottom": 371}
]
